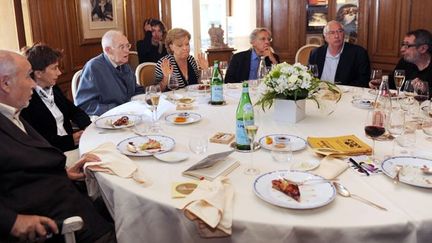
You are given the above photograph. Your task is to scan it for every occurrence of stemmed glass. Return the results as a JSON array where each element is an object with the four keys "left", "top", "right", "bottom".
[
  {"left": 218, "top": 61, "right": 228, "bottom": 80},
  {"left": 387, "top": 109, "right": 405, "bottom": 156},
  {"left": 398, "top": 80, "right": 416, "bottom": 112},
  {"left": 365, "top": 108, "right": 386, "bottom": 162},
  {"left": 422, "top": 99, "right": 432, "bottom": 142},
  {"left": 307, "top": 64, "right": 319, "bottom": 78},
  {"left": 146, "top": 85, "right": 162, "bottom": 133},
  {"left": 370, "top": 69, "right": 383, "bottom": 89},
  {"left": 414, "top": 80, "right": 429, "bottom": 107},
  {"left": 243, "top": 107, "right": 260, "bottom": 175},
  {"left": 393, "top": 69, "right": 405, "bottom": 96},
  {"left": 167, "top": 74, "right": 179, "bottom": 99},
  {"left": 199, "top": 68, "right": 211, "bottom": 96}
]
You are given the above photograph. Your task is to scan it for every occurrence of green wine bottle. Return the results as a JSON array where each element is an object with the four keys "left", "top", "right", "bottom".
[
  {"left": 210, "top": 61, "right": 224, "bottom": 105},
  {"left": 236, "top": 81, "right": 254, "bottom": 150}
]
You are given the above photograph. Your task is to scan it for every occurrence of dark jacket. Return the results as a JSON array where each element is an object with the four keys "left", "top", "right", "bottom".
[
  {"left": 225, "top": 49, "right": 280, "bottom": 83},
  {"left": 308, "top": 42, "right": 371, "bottom": 87},
  {"left": 136, "top": 31, "right": 167, "bottom": 63},
  {"left": 21, "top": 85, "right": 91, "bottom": 152}
]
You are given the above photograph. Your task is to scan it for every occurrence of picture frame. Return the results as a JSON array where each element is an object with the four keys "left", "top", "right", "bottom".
[
  {"left": 307, "top": 5, "right": 328, "bottom": 34},
  {"left": 75, "top": 0, "right": 125, "bottom": 45}
]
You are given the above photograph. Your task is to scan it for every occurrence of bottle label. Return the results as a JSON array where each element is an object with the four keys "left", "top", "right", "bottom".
[
  {"left": 236, "top": 119, "right": 253, "bottom": 146},
  {"left": 211, "top": 85, "right": 224, "bottom": 102}
]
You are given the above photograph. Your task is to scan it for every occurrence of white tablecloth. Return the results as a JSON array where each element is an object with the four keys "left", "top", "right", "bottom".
[{"left": 79, "top": 86, "right": 432, "bottom": 243}]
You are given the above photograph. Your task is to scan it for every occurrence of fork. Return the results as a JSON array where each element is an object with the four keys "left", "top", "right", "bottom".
[
  {"left": 393, "top": 165, "right": 403, "bottom": 184},
  {"left": 279, "top": 176, "right": 338, "bottom": 186}
]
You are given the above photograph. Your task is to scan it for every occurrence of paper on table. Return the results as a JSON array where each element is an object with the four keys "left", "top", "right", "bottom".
[
  {"left": 310, "top": 156, "right": 349, "bottom": 180},
  {"left": 180, "top": 177, "right": 234, "bottom": 238}
]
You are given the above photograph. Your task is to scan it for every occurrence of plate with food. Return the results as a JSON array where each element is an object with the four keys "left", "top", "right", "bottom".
[
  {"left": 381, "top": 156, "right": 432, "bottom": 188},
  {"left": 259, "top": 134, "right": 307, "bottom": 152},
  {"left": 165, "top": 112, "right": 202, "bottom": 125},
  {"left": 352, "top": 99, "right": 374, "bottom": 109},
  {"left": 94, "top": 114, "right": 140, "bottom": 129},
  {"left": 188, "top": 84, "right": 210, "bottom": 93},
  {"left": 117, "top": 135, "right": 175, "bottom": 156},
  {"left": 253, "top": 170, "right": 336, "bottom": 209}
]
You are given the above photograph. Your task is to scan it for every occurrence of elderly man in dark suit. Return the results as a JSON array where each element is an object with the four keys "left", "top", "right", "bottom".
[
  {"left": 308, "top": 20, "right": 371, "bottom": 87},
  {"left": 0, "top": 50, "right": 116, "bottom": 242},
  {"left": 225, "top": 27, "right": 280, "bottom": 83}
]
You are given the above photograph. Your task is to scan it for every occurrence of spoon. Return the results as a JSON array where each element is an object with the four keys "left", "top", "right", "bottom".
[{"left": 333, "top": 182, "right": 387, "bottom": 211}]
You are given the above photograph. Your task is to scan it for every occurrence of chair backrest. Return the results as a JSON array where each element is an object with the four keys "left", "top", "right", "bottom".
[
  {"left": 62, "top": 216, "right": 83, "bottom": 243},
  {"left": 129, "top": 51, "right": 139, "bottom": 72},
  {"left": 295, "top": 44, "right": 320, "bottom": 65},
  {"left": 71, "top": 69, "right": 82, "bottom": 102},
  {"left": 135, "top": 62, "right": 157, "bottom": 88}
]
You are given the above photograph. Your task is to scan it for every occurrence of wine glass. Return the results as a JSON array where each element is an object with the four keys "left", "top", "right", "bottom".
[
  {"left": 393, "top": 69, "right": 405, "bottom": 96},
  {"left": 387, "top": 109, "right": 405, "bottom": 156},
  {"left": 413, "top": 80, "right": 430, "bottom": 120},
  {"left": 199, "top": 68, "right": 211, "bottom": 96},
  {"left": 167, "top": 74, "right": 179, "bottom": 98},
  {"left": 307, "top": 64, "right": 319, "bottom": 78},
  {"left": 218, "top": 61, "right": 228, "bottom": 79},
  {"left": 365, "top": 109, "right": 386, "bottom": 162},
  {"left": 146, "top": 85, "right": 162, "bottom": 133},
  {"left": 243, "top": 107, "right": 259, "bottom": 175},
  {"left": 422, "top": 99, "right": 432, "bottom": 142},
  {"left": 370, "top": 69, "right": 383, "bottom": 89}
]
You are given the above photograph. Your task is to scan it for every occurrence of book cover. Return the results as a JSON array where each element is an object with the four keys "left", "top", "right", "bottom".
[{"left": 307, "top": 134, "right": 372, "bottom": 155}]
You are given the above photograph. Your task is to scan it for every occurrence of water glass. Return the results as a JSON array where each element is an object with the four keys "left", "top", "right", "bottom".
[
  {"left": 188, "top": 136, "right": 208, "bottom": 154},
  {"left": 271, "top": 142, "right": 293, "bottom": 163},
  {"left": 396, "top": 121, "right": 417, "bottom": 153},
  {"left": 307, "top": 64, "right": 319, "bottom": 78}
]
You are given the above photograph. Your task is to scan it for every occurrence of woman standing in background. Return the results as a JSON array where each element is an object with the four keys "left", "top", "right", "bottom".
[{"left": 137, "top": 18, "right": 168, "bottom": 63}]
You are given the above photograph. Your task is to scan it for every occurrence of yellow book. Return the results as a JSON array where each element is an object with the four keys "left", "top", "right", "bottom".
[{"left": 307, "top": 135, "right": 372, "bottom": 156}]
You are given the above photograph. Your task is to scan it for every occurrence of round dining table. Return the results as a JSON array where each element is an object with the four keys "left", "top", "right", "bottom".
[{"left": 79, "top": 85, "right": 432, "bottom": 243}]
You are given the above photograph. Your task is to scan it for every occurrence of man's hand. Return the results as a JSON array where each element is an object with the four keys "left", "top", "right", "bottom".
[
  {"left": 263, "top": 47, "right": 277, "bottom": 64},
  {"left": 10, "top": 214, "right": 58, "bottom": 242},
  {"left": 67, "top": 153, "right": 100, "bottom": 181},
  {"left": 72, "top": 130, "right": 84, "bottom": 146}
]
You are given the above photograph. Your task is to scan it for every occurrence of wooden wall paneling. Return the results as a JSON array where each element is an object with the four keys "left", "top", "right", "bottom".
[
  {"left": 409, "top": 0, "right": 432, "bottom": 31},
  {"left": 355, "top": 0, "right": 369, "bottom": 48}
]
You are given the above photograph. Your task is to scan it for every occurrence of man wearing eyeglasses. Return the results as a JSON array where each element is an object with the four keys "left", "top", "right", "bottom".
[
  {"left": 369, "top": 29, "right": 432, "bottom": 90},
  {"left": 75, "top": 30, "right": 144, "bottom": 116},
  {"left": 309, "top": 20, "right": 371, "bottom": 87},
  {"left": 225, "top": 28, "right": 280, "bottom": 83}
]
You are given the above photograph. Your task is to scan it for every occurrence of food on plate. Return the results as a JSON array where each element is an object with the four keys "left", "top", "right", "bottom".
[
  {"left": 265, "top": 136, "right": 273, "bottom": 145},
  {"left": 112, "top": 116, "right": 130, "bottom": 126},
  {"left": 140, "top": 139, "right": 162, "bottom": 150},
  {"left": 178, "top": 97, "right": 194, "bottom": 104},
  {"left": 271, "top": 179, "right": 301, "bottom": 202},
  {"left": 174, "top": 116, "right": 187, "bottom": 123},
  {"left": 274, "top": 136, "right": 289, "bottom": 148},
  {"left": 127, "top": 142, "right": 138, "bottom": 153},
  {"left": 197, "top": 84, "right": 210, "bottom": 90}
]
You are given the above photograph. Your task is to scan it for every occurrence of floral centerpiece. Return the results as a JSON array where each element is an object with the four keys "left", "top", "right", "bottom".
[{"left": 255, "top": 62, "right": 341, "bottom": 123}]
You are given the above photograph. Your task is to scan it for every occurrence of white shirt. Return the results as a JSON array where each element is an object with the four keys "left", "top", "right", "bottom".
[
  {"left": 321, "top": 43, "right": 345, "bottom": 83},
  {"left": 0, "top": 102, "right": 27, "bottom": 133},
  {"left": 35, "top": 86, "right": 68, "bottom": 136}
]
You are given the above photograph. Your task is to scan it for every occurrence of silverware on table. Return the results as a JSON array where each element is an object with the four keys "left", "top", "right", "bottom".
[
  {"left": 333, "top": 182, "right": 387, "bottom": 211},
  {"left": 393, "top": 165, "right": 403, "bottom": 184}
]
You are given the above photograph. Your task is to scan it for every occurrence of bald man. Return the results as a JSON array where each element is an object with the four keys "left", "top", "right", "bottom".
[
  {"left": 75, "top": 30, "right": 144, "bottom": 116},
  {"left": 0, "top": 50, "right": 116, "bottom": 242}
]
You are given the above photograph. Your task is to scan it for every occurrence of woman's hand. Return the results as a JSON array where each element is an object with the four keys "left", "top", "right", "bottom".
[
  {"left": 144, "top": 18, "right": 152, "bottom": 32},
  {"left": 196, "top": 52, "right": 209, "bottom": 70},
  {"left": 160, "top": 59, "right": 173, "bottom": 90},
  {"left": 66, "top": 153, "right": 100, "bottom": 181}
]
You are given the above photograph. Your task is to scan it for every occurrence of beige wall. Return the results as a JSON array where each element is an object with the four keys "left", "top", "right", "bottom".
[{"left": 0, "top": 0, "right": 19, "bottom": 51}]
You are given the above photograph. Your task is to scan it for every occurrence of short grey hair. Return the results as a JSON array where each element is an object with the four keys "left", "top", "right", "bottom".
[
  {"left": 249, "top": 27, "right": 272, "bottom": 43},
  {"left": 0, "top": 50, "right": 18, "bottom": 82},
  {"left": 323, "top": 20, "right": 344, "bottom": 35},
  {"left": 101, "top": 30, "right": 124, "bottom": 53}
]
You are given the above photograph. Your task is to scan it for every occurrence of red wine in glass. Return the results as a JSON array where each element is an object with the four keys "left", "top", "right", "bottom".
[
  {"left": 414, "top": 95, "right": 428, "bottom": 103},
  {"left": 365, "top": 125, "right": 386, "bottom": 138}
]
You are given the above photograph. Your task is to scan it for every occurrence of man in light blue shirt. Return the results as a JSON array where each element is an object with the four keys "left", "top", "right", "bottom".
[{"left": 75, "top": 30, "right": 144, "bottom": 116}]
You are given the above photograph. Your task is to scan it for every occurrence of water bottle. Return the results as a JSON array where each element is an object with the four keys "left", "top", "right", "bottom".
[
  {"left": 210, "top": 61, "right": 224, "bottom": 105},
  {"left": 236, "top": 82, "right": 254, "bottom": 150}
]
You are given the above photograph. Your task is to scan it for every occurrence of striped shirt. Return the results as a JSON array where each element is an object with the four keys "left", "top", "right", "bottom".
[{"left": 155, "top": 54, "right": 200, "bottom": 89}]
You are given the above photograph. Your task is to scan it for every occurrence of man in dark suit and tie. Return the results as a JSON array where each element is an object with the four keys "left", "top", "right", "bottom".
[
  {"left": 225, "top": 28, "right": 280, "bottom": 83},
  {"left": 308, "top": 20, "right": 371, "bottom": 87},
  {"left": 0, "top": 50, "right": 116, "bottom": 242}
]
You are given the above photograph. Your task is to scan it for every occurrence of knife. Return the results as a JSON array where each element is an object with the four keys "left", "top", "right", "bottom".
[{"left": 349, "top": 158, "right": 370, "bottom": 176}]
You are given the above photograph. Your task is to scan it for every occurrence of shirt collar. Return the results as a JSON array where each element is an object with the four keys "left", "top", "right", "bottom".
[
  {"left": 251, "top": 49, "right": 260, "bottom": 60},
  {"left": 103, "top": 53, "right": 120, "bottom": 69},
  {"left": 326, "top": 43, "right": 345, "bottom": 58},
  {"left": 0, "top": 102, "right": 20, "bottom": 120}
]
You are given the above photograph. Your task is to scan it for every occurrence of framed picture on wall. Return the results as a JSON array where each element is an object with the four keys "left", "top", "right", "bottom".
[
  {"left": 307, "top": 5, "right": 328, "bottom": 34},
  {"left": 75, "top": 0, "right": 125, "bottom": 45}
]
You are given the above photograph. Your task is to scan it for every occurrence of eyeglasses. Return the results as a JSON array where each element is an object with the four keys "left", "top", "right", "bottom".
[
  {"left": 400, "top": 42, "right": 419, "bottom": 49},
  {"left": 114, "top": 43, "right": 132, "bottom": 50},
  {"left": 326, "top": 29, "right": 344, "bottom": 36},
  {"left": 257, "top": 37, "right": 272, "bottom": 42}
]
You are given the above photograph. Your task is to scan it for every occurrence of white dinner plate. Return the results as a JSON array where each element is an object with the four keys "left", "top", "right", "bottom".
[
  {"left": 352, "top": 99, "right": 374, "bottom": 109},
  {"left": 368, "top": 89, "right": 398, "bottom": 99},
  {"left": 187, "top": 84, "right": 210, "bottom": 93},
  {"left": 94, "top": 114, "right": 140, "bottom": 129},
  {"left": 253, "top": 170, "right": 336, "bottom": 209},
  {"left": 165, "top": 112, "right": 202, "bottom": 125},
  {"left": 291, "top": 160, "right": 320, "bottom": 171},
  {"left": 381, "top": 156, "right": 432, "bottom": 188},
  {"left": 117, "top": 135, "right": 175, "bottom": 157},
  {"left": 154, "top": 152, "right": 189, "bottom": 163},
  {"left": 259, "top": 134, "right": 307, "bottom": 152}
]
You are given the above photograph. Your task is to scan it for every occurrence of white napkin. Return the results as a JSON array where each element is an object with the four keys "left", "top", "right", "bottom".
[
  {"left": 180, "top": 177, "right": 234, "bottom": 238},
  {"left": 84, "top": 142, "right": 149, "bottom": 199},
  {"left": 310, "top": 156, "right": 349, "bottom": 180}
]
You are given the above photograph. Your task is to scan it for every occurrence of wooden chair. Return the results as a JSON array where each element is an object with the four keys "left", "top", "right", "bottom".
[
  {"left": 135, "top": 62, "right": 157, "bottom": 88},
  {"left": 129, "top": 51, "right": 139, "bottom": 72},
  {"left": 295, "top": 44, "right": 320, "bottom": 65},
  {"left": 71, "top": 69, "right": 82, "bottom": 102}
]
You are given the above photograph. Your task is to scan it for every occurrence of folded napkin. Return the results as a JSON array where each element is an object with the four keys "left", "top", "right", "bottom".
[
  {"left": 84, "top": 142, "right": 149, "bottom": 199},
  {"left": 180, "top": 177, "right": 234, "bottom": 238},
  {"left": 310, "top": 156, "right": 349, "bottom": 180}
]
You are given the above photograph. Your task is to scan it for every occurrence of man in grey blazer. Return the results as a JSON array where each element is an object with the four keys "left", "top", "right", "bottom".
[{"left": 0, "top": 50, "right": 116, "bottom": 242}]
